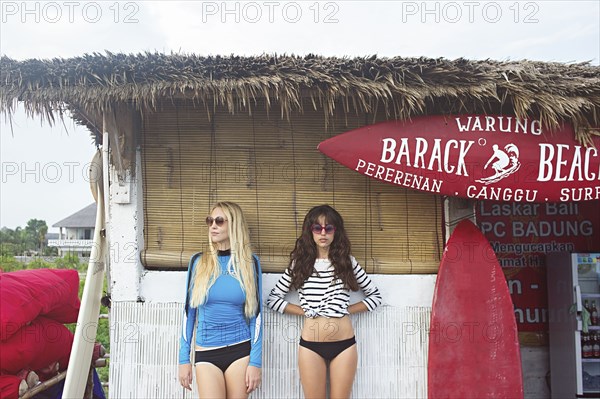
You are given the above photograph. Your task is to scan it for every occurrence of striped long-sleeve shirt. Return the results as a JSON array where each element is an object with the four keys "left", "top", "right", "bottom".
[{"left": 267, "top": 257, "right": 382, "bottom": 318}]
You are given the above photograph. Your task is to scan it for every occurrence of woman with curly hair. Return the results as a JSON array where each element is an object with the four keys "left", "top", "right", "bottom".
[
  {"left": 179, "top": 201, "right": 262, "bottom": 398},
  {"left": 267, "top": 204, "right": 382, "bottom": 399}
]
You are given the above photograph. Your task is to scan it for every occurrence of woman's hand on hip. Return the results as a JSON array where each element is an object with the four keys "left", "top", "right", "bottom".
[
  {"left": 245, "top": 365, "right": 262, "bottom": 394},
  {"left": 178, "top": 363, "right": 193, "bottom": 391}
]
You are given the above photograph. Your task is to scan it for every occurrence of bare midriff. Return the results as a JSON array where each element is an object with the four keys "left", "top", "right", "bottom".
[
  {"left": 195, "top": 339, "right": 250, "bottom": 351},
  {"left": 301, "top": 315, "right": 354, "bottom": 342}
]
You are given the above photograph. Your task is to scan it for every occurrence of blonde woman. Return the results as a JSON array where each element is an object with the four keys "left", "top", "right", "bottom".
[{"left": 179, "top": 202, "right": 262, "bottom": 398}]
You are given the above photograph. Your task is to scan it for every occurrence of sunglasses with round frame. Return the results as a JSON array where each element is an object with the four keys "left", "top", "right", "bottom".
[
  {"left": 310, "top": 224, "right": 336, "bottom": 234},
  {"left": 206, "top": 216, "right": 228, "bottom": 226}
]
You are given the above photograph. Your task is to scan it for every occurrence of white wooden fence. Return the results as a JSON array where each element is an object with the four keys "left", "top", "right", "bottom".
[{"left": 109, "top": 302, "right": 431, "bottom": 398}]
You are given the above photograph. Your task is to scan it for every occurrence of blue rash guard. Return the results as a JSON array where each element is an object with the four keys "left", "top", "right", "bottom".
[{"left": 179, "top": 250, "right": 263, "bottom": 368}]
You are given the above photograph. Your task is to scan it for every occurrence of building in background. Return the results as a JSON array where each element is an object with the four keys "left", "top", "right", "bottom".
[{"left": 48, "top": 203, "right": 96, "bottom": 256}]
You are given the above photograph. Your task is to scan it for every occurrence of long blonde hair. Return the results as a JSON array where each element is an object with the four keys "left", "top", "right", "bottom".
[{"left": 189, "top": 201, "right": 258, "bottom": 318}]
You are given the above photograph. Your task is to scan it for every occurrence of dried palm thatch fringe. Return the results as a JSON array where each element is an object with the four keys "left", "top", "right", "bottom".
[{"left": 1, "top": 52, "right": 599, "bottom": 144}]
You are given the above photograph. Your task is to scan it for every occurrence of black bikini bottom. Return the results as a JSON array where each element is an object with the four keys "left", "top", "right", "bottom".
[
  {"left": 194, "top": 340, "right": 251, "bottom": 373},
  {"left": 299, "top": 336, "right": 356, "bottom": 361}
]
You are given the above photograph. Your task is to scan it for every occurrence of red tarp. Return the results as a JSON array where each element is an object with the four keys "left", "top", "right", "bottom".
[
  {"left": 0, "top": 317, "right": 74, "bottom": 374},
  {"left": 0, "top": 269, "right": 80, "bottom": 341},
  {"left": 0, "top": 268, "right": 81, "bottom": 398},
  {"left": 0, "top": 374, "right": 22, "bottom": 399}
]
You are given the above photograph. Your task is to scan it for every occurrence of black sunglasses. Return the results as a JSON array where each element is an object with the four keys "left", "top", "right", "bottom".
[
  {"left": 206, "top": 216, "right": 228, "bottom": 226},
  {"left": 310, "top": 224, "right": 336, "bottom": 234}
]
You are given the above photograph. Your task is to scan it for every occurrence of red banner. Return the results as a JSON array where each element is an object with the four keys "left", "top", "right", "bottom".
[
  {"left": 477, "top": 200, "right": 600, "bottom": 332},
  {"left": 318, "top": 115, "right": 600, "bottom": 202}
]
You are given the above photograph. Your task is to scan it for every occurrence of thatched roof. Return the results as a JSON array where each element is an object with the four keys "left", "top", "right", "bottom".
[{"left": 1, "top": 52, "right": 599, "bottom": 144}]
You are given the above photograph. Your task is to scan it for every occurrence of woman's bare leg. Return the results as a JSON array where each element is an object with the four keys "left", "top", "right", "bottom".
[
  {"left": 298, "top": 346, "right": 328, "bottom": 399},
  {"left": 224, "top": 356, "right": 250, "bottom": 399},
  {"left": 195, "top": 363, "right": 226, "bottom": 399},
  {"left": 329, "top": 344, "right": 357, "bottom": 399}
]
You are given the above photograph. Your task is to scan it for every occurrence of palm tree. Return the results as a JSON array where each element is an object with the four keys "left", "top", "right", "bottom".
[{"left": 25, "top": 219, "right": 48, "bottom": 255}]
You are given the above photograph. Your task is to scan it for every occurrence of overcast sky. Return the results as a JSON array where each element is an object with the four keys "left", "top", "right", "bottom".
[{"left": 1, "top": 0, "right": 599, "bottom": 231}]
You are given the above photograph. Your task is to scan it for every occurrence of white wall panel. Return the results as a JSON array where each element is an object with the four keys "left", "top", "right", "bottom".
[{"left": 110, "top": 302, "right": 431, "bottom": 398}]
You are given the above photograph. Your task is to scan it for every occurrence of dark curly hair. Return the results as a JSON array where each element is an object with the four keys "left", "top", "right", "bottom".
[{"left": 288, "top": 205, "right": 359, "bottom": 291}]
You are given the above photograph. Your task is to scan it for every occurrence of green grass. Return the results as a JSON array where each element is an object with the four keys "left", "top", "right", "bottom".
[{"left": 0, "top": 254, "right": 24, "bottom": 271}]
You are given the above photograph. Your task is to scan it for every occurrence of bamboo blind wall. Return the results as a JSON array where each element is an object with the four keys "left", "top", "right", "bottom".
[{"left": 140, "top": 101, "right": 443, "bottom": 273}]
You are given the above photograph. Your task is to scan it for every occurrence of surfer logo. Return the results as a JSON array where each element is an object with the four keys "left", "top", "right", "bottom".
[{"left": 476, "top": 143, "right": 521, "bottom": 184}]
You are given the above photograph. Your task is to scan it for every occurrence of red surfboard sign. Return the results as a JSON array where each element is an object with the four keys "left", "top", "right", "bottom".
[{"left": 318, "top": 115, "right": 600, "bottom": 202}]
